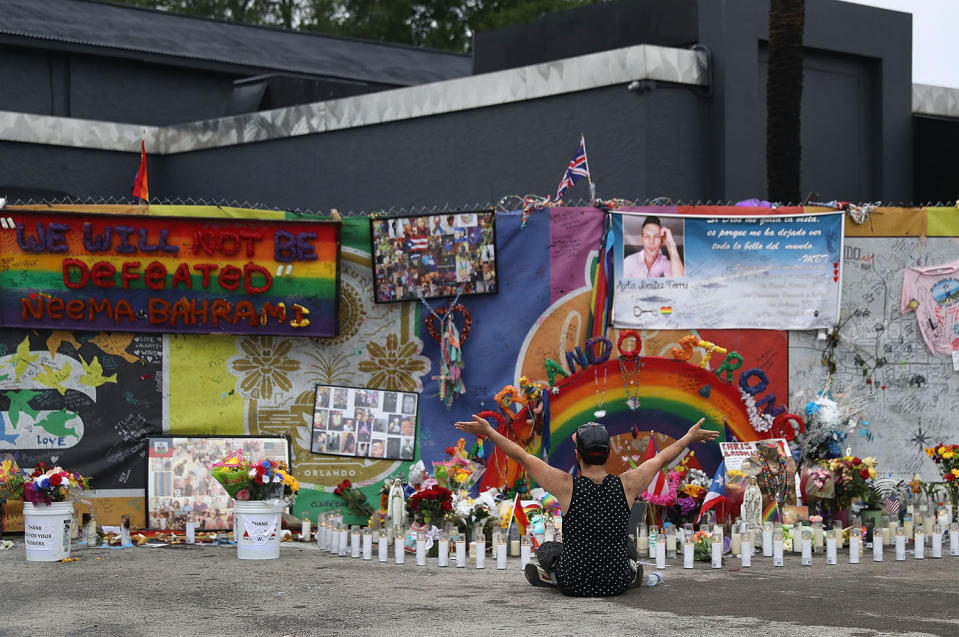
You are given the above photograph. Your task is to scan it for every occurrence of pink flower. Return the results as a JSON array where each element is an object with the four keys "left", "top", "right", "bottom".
[{"left": 235, "top": 489, "right": 251, "bottom": 500}]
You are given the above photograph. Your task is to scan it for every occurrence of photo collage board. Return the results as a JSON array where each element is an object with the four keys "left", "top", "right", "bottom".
[
  {"left": 311, "top": 385, "right": 418, "bottom": 461},
  {"left": 370, "top": 211, "right": 498, "bottom": 303}
]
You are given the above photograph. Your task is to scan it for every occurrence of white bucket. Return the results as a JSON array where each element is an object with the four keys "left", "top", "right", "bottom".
[
  {"left": 23, "top": 501, "right": 74, "bottom": 562},
  {"left": 234, "top": 500, "right": 284, "bottom": 560}
]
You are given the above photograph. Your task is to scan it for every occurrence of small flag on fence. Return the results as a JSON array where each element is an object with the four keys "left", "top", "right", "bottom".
[{"left": 556, "top": 135, "right": 590, "bottom": 200}]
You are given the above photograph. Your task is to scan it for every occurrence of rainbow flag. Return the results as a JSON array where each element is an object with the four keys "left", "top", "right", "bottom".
[{"left": 762, "top": 499, "right": 781, "bottom": 523}]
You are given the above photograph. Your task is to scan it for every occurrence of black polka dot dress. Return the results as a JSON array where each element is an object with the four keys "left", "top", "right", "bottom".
[{"left": 554, "top": 474, "right": 633, "bottom": 597}]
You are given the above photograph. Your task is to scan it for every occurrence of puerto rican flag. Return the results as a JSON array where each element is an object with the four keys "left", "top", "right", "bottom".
[
  {"left": 696, "top": 461, "right": 727, "bottom": 523},
  {"left": 643, "top": 434, "right": 670, "bottom": 498},
  {"left": 407, "top": 234, "right": 429, "bottom": 252},
  {"left": 555, "top": 135, "right": 590, "bottom": 199}
]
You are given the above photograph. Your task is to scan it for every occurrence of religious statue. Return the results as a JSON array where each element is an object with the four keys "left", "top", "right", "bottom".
[
  {"left": 386, "top": 476, "right": 406, "bottom": 533},
  {"left": 741, "top": 475, "right": 763, "bottom": 527}
]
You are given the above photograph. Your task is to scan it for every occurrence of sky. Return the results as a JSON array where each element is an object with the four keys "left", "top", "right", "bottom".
[{"left": 843, "top": 0, "right": 959, "bottom": 88}]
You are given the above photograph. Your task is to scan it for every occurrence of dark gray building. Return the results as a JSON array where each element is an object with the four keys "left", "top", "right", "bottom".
[{"left": 0, "top": 0, "right": 955, "bottom": 210}]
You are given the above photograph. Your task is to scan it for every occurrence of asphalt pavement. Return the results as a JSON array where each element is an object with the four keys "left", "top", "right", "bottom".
[{"left": 0, "top": 537, "right": 956, "bottom": 637}]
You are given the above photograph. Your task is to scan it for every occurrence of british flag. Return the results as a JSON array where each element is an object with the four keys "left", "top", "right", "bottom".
[{"left": 555, "top": 135, "right": 590, "bottom": 199}]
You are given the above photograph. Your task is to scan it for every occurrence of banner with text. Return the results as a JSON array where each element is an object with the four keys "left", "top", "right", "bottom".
[
  {"left": 0, "top": 210, "right": 340, "bottom": 337},
  {"left": 611, "top": 208, "right": 843, "bottom": 330}
]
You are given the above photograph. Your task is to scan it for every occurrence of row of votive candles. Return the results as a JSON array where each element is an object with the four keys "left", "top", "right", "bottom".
[
  {"left": 312, "top": 515, "right": 533, "bottom": 569},
  {"left": 636, "top": 520, "right": 959, "bottom": 569}
]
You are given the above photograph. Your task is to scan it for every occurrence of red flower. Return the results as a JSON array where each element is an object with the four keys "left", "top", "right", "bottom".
[
  {"left": 49, "top": 473, "right": 62, "bottom": 486},
  {"left": 342, "top": 479, "right": 352, "bottom": 488},
  {"left": 852, "top": 457, "right": 862, "bottom": 466},
  {"left": 32, "top": 462, "right": 47, "bottom": 478},
  {"left": 441, "top": 501, "right": 452, "bottom": 511},
  {"left": 859, "top": 468, "right": 870, "bottom": 480},
  {"left": 334, "top": 487, "right": 343, "bottom": 495},
  {"left": 255, "top": 465, "right": 266, "bottom": 476},
  {"left": 445, "top": 447, "right": 456, "bottom": 456},
  {"left": 946, "top": 474, "right": 956, "bottom": 483}
]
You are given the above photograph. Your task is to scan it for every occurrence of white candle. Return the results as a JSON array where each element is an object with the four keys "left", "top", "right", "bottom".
[
  {"left": 801, "top": 533, "right": 812, "bottom": 566},
  {"left": 741, "top": 540, "right": 752, "bottom": 567},
  {"left": 881, "top": 526, "right": 890, "bottom": 546},
  {"left": 849, "top": 534, "right": 860, "bottom": 564},
  {"left": 338, "top": 527, "right": 348, "bottom": 556},
  {"left": 378, "top": 530, "right": 388, "bottom": 562},
  {"left": 683, "top": 539, "right": 694, "bottom": 569},
  {"left": 656, "top": 538, "right": 666, "bottom": 570},
  {"left": 648, "top": 529, "right": 657, "bottom": 559},
  {"left": 903, "top": 516, "right": 914, "bottom": 539},
  {"left": 773, "top": 539, "right": 784, "bottom": 567},
  {"left": 362, "top": 529, "right": 372, "bottom": 560},
  {"left": 731, "top": 531, "right": 741, "bottom": 557},
  {"left": 438, "top": 536, "right": 450, "bottom": 567},
  {"left": 301, "top": 517, "right": 311, "bottom": 542},
  {"left": 813, "top": 522, "right": 824, "bottom": 552},
  {"left": 873, "top": 535, "right": 883, "bottom": 561},
  {"left": 520, "top": 536, "right": 531, "bottom": 568},
  {"left": 456, "top": 537, "right": 467, "bottom": 567},
  {"left": 351, "top": 529, "right": 361, "bottom": 558},
  {"left": 319, "top": 521, "right": 326, "bottom": 550},
  {"left": 711, "top": 530, "right": 722, "bottom": 569},
  {"left": 915, "top": 531, "right": 925, "bottom": 559},
  {"left": 497, "top": 539, "right": 507, "bottom": 570},
  {"left": 415, "top": 532, "right": 426, "bottom": 566},
  {"left": 793, "top": 523, "right": 803, "bottom": 554},
  {"left": 394, "top": 535, "right": 405, "bottom": 564},
  {"left": 886, "top": 520, "right": 897, "bottom": 546},
  {"left": 896, "top": 529, "right": 906, "bottom": 560},
  {"left": 924, "top": 515, "right": 935, "bottom": 538},
  {"left": 185, "top": 521, "right": 196, "bottom": 545},
  {"left": 762, "top": 528, "right": 773, "bottom": 557},
  {"left": 666, "top": 529, "right": 677, "bottom": 559},
  {"left": 950, "top": 525, "right": 959, "bottom": 556},
  {"left": 510, "top": 539, "right": 520, "bottom": 556},
  {"left": 931, "top": 528, "right": 942, "bottom": 558},
  {"left": 475, "top": 538, "right": 486, "bottom": 569},
  {"left": 826, "top": 536, "right": 837, "bottom": 565}
]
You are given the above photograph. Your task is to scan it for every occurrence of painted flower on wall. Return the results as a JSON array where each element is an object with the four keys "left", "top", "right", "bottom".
[
  {"left": 358, "top": 333, "right": 428, "bottom": 392},
  {"left": 230, "top": 336, "right": 301, "bottom": 401}
]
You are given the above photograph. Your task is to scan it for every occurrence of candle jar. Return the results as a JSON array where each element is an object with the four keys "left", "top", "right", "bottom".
[
  {"left": 648, "top": 527, "right": 658, "bottom": 559},
  {"left": 683, "top": 535, "right": 695, "bottom": 569},
  {"left": 801, "top": 528, "right": 812, "bottom": 566},
  {"left": 378, "top": 528, "right": 388, "bottom": 562},
  {"left": 497, "top": 534, "right": 507, "bottom": 570},
  {"left": 475, "top": 534, "right": 486, "bottom": 569},
  {"left": 520, "top": 534, "right": 531, "bottom": 568},
  {"left": 772, "top": 528, "right": 784, "bottom": 567},
  {"left": 438, "top": 532, "right": 450, "bottom": 567},
  {"left": 656, "top": 535, "right": 667, "bottom": 570},
  {"left": 415, "top": 531, "right": 426, "bottom": 566},
  {"left": 931, "top": 523, "right": 943, "bottom": 558},
  {"left": 812, "top": 519, "right": 824, "bottom": 552},
  {"left": 301, "top": 511, "right": 312, "bottom": 542},
  {"left": 351, "top": 526, "right": 361, "bottom": 558},
  {"left": 666, "top": 526, "right": 677, "bottom": 559},
  {"left": 950, "top": 523, "right": 959, "bottom": 557},
  {"left": 362, "top": 527, "right": 372, "bottom": 561},
  {"left": 456, "top": 534, "right": 467, "bottom": 568},
  {"left": 895, "top": 526, "right": 906, "bottom": 561},
  {"left": 637, "top": 524, "right": 648, "bottom": 553},
  {"left": 762, "top": 522, "right": 774, "bottom": 557},
  {"left": 849, "top": 526, "right": 861, "bottom": 564}
]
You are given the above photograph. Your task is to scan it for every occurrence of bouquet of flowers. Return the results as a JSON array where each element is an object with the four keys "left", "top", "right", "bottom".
[
  {"left": 334, "top": 479, "right": 374, "bottom": 519},
  {"left": 821, "top": 456, "right": 877, "bottom": 510},
  {"left": 407, "top": 484, "right": 453, "bottom": 526},
  {"left": 210, "top": 450, "right": 298, "bottom": 503},
  {"left": 692, "top": 530, "right": 713, "bottom": 562},
  {"left": 924, "top": 443, "right": 959, "bottom": 507},
  {"left": 433, "top": 440, "right": 483, "bottom": 492},
  {"left": 0, "top": 457, "right": 25, "bottom": 502},
  {"left": 23, "top": 462, "right": 93, "bottom": 506}
]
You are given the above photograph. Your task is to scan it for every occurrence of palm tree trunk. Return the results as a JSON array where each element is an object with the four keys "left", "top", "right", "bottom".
[{"left": 766, "top": 0, "right": 805, "bottom": 204}]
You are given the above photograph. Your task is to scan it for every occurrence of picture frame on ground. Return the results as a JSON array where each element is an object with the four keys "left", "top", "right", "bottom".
[
  {"left": 146, "top": 435, "right": 290, "bottom": 531},
  {"left": 311, "top": 384, "right": 419, "bottom": 461},
  {"left": 370, "top": 211, "right": 498, "bottom": 303}
]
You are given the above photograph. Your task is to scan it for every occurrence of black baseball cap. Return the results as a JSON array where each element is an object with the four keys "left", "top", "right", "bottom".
[{"left": 576, "top": 422, "right": 610, "bottom": 464}]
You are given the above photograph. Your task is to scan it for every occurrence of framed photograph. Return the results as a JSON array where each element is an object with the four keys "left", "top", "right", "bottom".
[
  {"left": 370, "top": 211, "right": 498, "bottom": 303},
  {"left": 311, "top": 384, "right": 418, "bottom": 460},
  {"left": 146, "top": 435, "right": 290, "bottom": 531}
]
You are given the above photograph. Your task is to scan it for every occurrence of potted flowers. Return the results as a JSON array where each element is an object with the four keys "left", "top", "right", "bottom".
[
  {"left": 20, "top": 462, "right": 93, "bottom": 562},
  {"left": 925, "top": 444, "right": 959, "bottom": 516},
  {"left": 821, "top": 456, "right": 877, "bottom": 527},
  {"left": 210, "top": 450, "right": 298, "bottom": 560}
]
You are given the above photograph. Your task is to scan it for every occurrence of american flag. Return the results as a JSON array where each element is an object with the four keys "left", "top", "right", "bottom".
[
  {"left": 556, "top": 135, "right": 590, "bottom": 199},
  {"left": 882, "top": 498, "right": 901, "bottom": 516}
]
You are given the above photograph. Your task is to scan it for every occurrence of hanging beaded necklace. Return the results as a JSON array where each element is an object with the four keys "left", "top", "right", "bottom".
[
  {"left": 592, "top": 363, "right": 608, "bottom": 418},
  {"left": 618, "top": 355, "right": 642, "bottom": 410},
  {"left": 758, "top": 450, "right": 788, "bottom": 509}
]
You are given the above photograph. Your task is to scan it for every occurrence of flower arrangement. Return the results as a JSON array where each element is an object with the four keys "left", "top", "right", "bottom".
[
  {"left": 821, "top": 456, "right": 877, "bottom": 510},
  {"left": 691, "top": 530, "right": 713, "bottom": 561},
  {"left": 0, "top": 457, "right": 25, "bottom": 502},
  {"left": 924, "top": 444, "right": 959, "bottom": 508},
  {"left": 23, "top": 462, "right": 93, "bottom": 506},
  {"left": 433, "top": 439, "right": 481, "bottom": 491},
  {"left": 407, "top": 484, "right": 453, "bottom": 526},
  {"left": 334, "top": 479, "right": 374, "bottom": 519},
  {"left": 210, "top": 450, "right": 298, "bottom": 503}
]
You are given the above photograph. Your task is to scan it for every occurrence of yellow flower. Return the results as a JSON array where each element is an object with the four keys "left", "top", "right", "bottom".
[
  {"left": 944, "top": 452, "right": 955, "bottom": 460},
  {"left": 868, "top": 467, "right": 877, "bottom": 479},
  {"left": 926, "top": 447, "right": 936, "bottom": 457},
  {"left": 952, "top": 469, "right": 959, "bottom": 477},
  {"left": 862, "top": 457, "right": 877, "bottom": 467},
  {"left": 939, "top": 447, "right": 948, "bottom": 456},
  {"left": 0, "top": 460, "right": 11, "bottom": 473}
]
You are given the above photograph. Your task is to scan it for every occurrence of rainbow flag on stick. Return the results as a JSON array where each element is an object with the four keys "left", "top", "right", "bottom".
[{"left": 132, "top": 139, "right": 149, "bottom": 202}]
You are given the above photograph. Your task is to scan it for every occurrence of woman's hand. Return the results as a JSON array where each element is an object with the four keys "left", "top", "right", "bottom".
[
  {"left": 454, "top": 414, "right": 495, "bottom": 437},
  {"left": 684, "top": 418, "right": 719, "bottom": 444}
]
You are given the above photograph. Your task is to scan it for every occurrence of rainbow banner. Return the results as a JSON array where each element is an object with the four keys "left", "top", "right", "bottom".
[
  {"left": 539, "top": 356, "right": 757, "bottom": 477},
  {"left": 762, "top": 499, "right": 781, "bottom": 523},
  {"left": 0, "top": 210, "right": 340, "bottom": 336}
]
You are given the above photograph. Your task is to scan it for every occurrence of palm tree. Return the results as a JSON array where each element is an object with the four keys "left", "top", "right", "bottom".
[{"left": 766, "top": 0, "right": 805, "bottom": 204}]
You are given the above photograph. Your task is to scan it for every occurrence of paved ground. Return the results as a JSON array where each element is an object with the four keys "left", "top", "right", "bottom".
[{"left": 1, "top": 537, "right": 957, "bottom": 637}]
